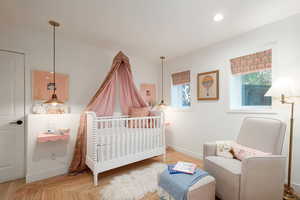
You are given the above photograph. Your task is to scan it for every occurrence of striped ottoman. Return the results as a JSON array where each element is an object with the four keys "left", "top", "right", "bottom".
[{"left": 158, "top": 175, "right": 215, "bottom": 200}]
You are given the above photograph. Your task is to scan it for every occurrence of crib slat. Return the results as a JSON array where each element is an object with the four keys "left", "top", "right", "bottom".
[
  {"left": 107, "top": 132, "right": 111, "bottom": 160},
  {"left": 134, "top": 119, "right": 137, "bottom": 154},
  {"left": 151, "top": 117, "right": 154, "bottom": 150},
  {"left": 146, "top": 117, "right": 149, "bottom": 150},
  {"left": 129, "top": 119, "right": 134, "bottom": 155},
  {"left": 122, "top": 119, "right": 125, "bottom": 157},
  {"left": 139, "top": 119, "right": 142, "bottom": 153},
  {"left": 126, "top": 119, "right": 129, "bottom": 156},
  {"left": 155, "top": 118, "right": 158, "bottom": 149},
  {"left": 141, "top": 119, "right": 146, "bottom": 152},
  {"left": 112, "top": 121, "right": 116, "bottom": 159},
  {"left": 117, "top": 120, "right": 120, "bottom": 158}
]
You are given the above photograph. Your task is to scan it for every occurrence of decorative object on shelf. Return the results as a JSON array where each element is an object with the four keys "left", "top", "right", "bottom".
[
  {"left": 32, "top": 103, "right": 47, "bottom": 114},
  {"left": 37, "top": 128, "right": 70, "bottom": 143},
  {"left": 265, "top": 77, "right": 300, "bottom": 200},
  {"left": 197, "top": 70, "right": 219, "bottom": 100},
  {"left": 44, "top": 20, "right": 65, "bottom": 106},
  {"left": 140, "top": 83, "right": 156, "bottom": 107}
]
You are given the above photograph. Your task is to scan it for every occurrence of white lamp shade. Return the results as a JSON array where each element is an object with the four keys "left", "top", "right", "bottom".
[{"left": 265, "top": 77, "right": 299, "bottom": 98}]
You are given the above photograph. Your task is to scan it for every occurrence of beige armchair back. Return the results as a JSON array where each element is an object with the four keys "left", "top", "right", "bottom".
[{"left": 237, "top": 117, "right": 286, "bottom": 154}]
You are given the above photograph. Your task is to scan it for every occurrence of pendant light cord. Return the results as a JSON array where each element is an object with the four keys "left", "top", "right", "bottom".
[
  {"left": 161, "top": 58, "right": 164, "bottom": 101},
  {"left": 53, "top": 24, "right": 56, "bottom": 94}
]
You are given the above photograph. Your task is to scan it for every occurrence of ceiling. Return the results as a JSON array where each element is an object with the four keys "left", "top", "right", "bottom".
[{"left": 1, "top": 0, "right": 300, "bottom": 63}]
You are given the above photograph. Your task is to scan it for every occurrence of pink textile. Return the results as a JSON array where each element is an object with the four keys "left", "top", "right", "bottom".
[
  {"left": 129, "top": 107, "right": 150, "bottom": 117},
  {"left": 69, "top": 51, "right": 148, "bottom": 173},
  {"left": 231, "top": 142, "right": 271, "bottom": 161},
  {"left": 117, "top": 65, "right": 148, "bottom": 114}
]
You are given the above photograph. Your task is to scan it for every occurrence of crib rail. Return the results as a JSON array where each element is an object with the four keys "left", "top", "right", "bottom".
[
  {"left": 85, "top": 111, "right": 166, "bottom": 185},
  {"left": 86, "top": 112, "right": 165, "bottom": 164}
]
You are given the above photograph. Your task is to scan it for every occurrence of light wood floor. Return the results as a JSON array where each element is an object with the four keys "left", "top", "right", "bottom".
[{"left": 0, "top": 149, "right": 204, "bottom": 200}]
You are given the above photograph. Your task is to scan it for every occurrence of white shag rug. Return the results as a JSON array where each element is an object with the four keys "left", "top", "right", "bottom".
[{"left": 100, "top": 163, "right": 167, "bottom": 200}]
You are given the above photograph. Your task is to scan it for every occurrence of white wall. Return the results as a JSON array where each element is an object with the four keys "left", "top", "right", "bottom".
[
  {"left": 164, "top": 14, "right": 300, "bottom": 190},
  {"left": 0, "top": 24, "right": 160, "bottom": 181},
  {"left": 26, "top": 114, "right": 80, "bottom": 182},
  {"left": 0, "top": 24, "right": 160, "bottom": 114}
]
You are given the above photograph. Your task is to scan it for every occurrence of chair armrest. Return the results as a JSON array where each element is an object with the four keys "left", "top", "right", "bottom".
[
  {"left": 203, "top": 142, "right": 217, "bottom": 159},
  {"left": 240, "top": 155, "right": 286, "bottom": 200}
]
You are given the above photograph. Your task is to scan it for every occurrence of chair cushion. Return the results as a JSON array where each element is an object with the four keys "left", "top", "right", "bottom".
[
  {"left": 205, "top": 156, "right": 241, "bottom": 175},
  {"left": 204, "top": 156, "right": 241, "bottom": 200},
  {"left": 231, "top": 142, "right": 271, "bottom": 161}
]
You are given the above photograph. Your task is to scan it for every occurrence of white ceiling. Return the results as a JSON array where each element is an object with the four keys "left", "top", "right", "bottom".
[{"left": 1, "top": 0, "right": 300, "bottom": 63}]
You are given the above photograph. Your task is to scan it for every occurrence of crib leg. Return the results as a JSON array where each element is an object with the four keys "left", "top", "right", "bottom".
[{"left": 93, "top": 173, "right": 98, "bottom": 186}]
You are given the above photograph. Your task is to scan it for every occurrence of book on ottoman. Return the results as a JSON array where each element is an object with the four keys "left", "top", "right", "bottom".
[{"left": 173, "top": 161, "right": 196, "bottom": 174}]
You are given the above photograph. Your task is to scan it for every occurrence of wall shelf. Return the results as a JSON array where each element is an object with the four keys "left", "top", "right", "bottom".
[{"left": 37, "top": 129, "right": 70, "bottom": 143}]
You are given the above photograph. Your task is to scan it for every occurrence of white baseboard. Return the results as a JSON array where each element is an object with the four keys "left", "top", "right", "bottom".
[
  {"left": 168, "top": 144, "right": 203, "bottom": 160},
  {"left": 26, "top": 167, "right": 67, "bottom": 183}
]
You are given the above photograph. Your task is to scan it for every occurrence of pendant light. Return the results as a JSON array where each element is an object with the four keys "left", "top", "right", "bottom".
[
  {"left": 44, "top": 20, "right": 64, "bottom": 106},
  {"left": 158, "top": 56, "right": 166, "bottom": 108}
]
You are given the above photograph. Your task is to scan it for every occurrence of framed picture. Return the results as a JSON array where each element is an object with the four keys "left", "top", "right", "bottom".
[
  {"left": 140, "top": 83, "right": 156, "bottom": 107},
  {"left": 32, "top": 70, "right": 69, "bottom": 101},
  {"left": 197, "top": 70, "right": 219, "bottom": 100}
]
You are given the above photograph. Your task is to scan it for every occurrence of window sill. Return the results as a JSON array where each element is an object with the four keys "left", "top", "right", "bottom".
[{"left": 227, "top": 108, "right": 277, "bottom": 115}]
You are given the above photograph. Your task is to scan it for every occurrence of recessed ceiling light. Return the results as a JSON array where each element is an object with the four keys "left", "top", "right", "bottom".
[{"left": 214, "top": 13, "right": 224, "bottom": 22}]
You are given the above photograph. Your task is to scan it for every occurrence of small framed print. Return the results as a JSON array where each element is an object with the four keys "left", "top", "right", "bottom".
[
  {"left": 140, "top": 83, "right": 156, "bottom": 107},
  {"left": 32, "top": 70, "right": 69, "bottom": 101},
  {"left": 197, "top": 70, "right": 219, "bottom": 100}
]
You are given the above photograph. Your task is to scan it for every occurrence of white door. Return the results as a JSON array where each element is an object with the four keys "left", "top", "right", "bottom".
[{"left": 0, "top": 50, "right": 25, "bottom": 183}]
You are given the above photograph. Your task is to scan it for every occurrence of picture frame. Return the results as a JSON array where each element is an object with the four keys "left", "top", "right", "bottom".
[
  {"left": 197, "top": 70, "right": 219, "bottom": 100},
  {"left": 32, "top": 70, "right": 69, "bottom": 101},
  {"left": 140, "top": 83, "right": 156, "bottom": 107}
]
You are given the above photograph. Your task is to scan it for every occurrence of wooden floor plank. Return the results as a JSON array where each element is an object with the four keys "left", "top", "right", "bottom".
[{"left": 0, "top": 149, "right": 204, "bottom": 200}]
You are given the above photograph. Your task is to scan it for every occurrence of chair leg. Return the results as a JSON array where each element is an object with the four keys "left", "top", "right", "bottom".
[{"left": 93, "top": 173, "right": 98, "bottom": 186}]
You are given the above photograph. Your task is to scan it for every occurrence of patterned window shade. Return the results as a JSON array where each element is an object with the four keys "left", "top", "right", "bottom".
[
  {"left": 172, "top": 70, "right": 190, "bottom": 85},
  {"left": 230, "top": 49, "right": 272, "bottom": 75}
]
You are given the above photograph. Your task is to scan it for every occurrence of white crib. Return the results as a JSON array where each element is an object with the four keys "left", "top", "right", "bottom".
[{"left": 85, "top": 111, "right": 166, "bottom": 185}]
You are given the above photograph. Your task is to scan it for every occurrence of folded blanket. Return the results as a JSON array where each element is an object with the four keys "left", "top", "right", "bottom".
[{"left": 159, "top": 165, "right": 208, "bottom": 200}]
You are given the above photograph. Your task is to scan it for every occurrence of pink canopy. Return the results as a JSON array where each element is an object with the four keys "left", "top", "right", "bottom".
[{"left": 69, "top": 51, "right": 147, "bottom": 173}]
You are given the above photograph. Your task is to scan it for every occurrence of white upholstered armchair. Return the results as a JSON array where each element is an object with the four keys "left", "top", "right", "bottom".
[{"left": 203, "top": 117, "right": 287, "bottom": 200}]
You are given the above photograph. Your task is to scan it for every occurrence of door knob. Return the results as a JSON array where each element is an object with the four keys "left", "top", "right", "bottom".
[{"left": 10, "top": 120, "right": 23, "bottom": 125}]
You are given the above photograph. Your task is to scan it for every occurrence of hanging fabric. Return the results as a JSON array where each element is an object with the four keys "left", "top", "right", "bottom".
[
  {"left": 69, "top": 51, "right": 147, "bottom": 173},
  {"left": 230, "top": 49, "right": 272, "bottom": 75}
]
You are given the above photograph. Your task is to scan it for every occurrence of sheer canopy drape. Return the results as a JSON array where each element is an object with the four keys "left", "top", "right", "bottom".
[{"left": 69, "top": 51, "right": 147, "bottom": 173}]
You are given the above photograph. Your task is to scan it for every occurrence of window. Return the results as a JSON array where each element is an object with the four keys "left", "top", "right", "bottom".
[
  {"left": 230, "top": 49, "right": 272, "bottom": 110},
  {"left": 171, "top": 70, "right": 191, "bottom": 109},
  {"left": 171, "top": 83, "right": 191, "bottom": 108},
  {"left": 241, "top": 71, "right": 272, "bottom": 106}
]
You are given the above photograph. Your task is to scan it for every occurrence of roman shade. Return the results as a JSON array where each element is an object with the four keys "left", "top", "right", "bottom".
[
  {"left": 230, "top": 49, "right": 272, "bottom": 75},
  {"left": 172, "top": 70, "right": 190, "bottom": 85}
]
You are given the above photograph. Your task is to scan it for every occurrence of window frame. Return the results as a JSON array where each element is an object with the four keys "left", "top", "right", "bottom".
[
  {"left": 228, "top": 44, "right": 278, "bottom": 114},
  {"left": 170, "top": 80, "right": 192, "bottom": 111},
  {"left": 168, "top": 69, "right": 193, "bottom": 112},
  {"left": 229, "top": 71, "right": 275, "bottom": 114}
]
